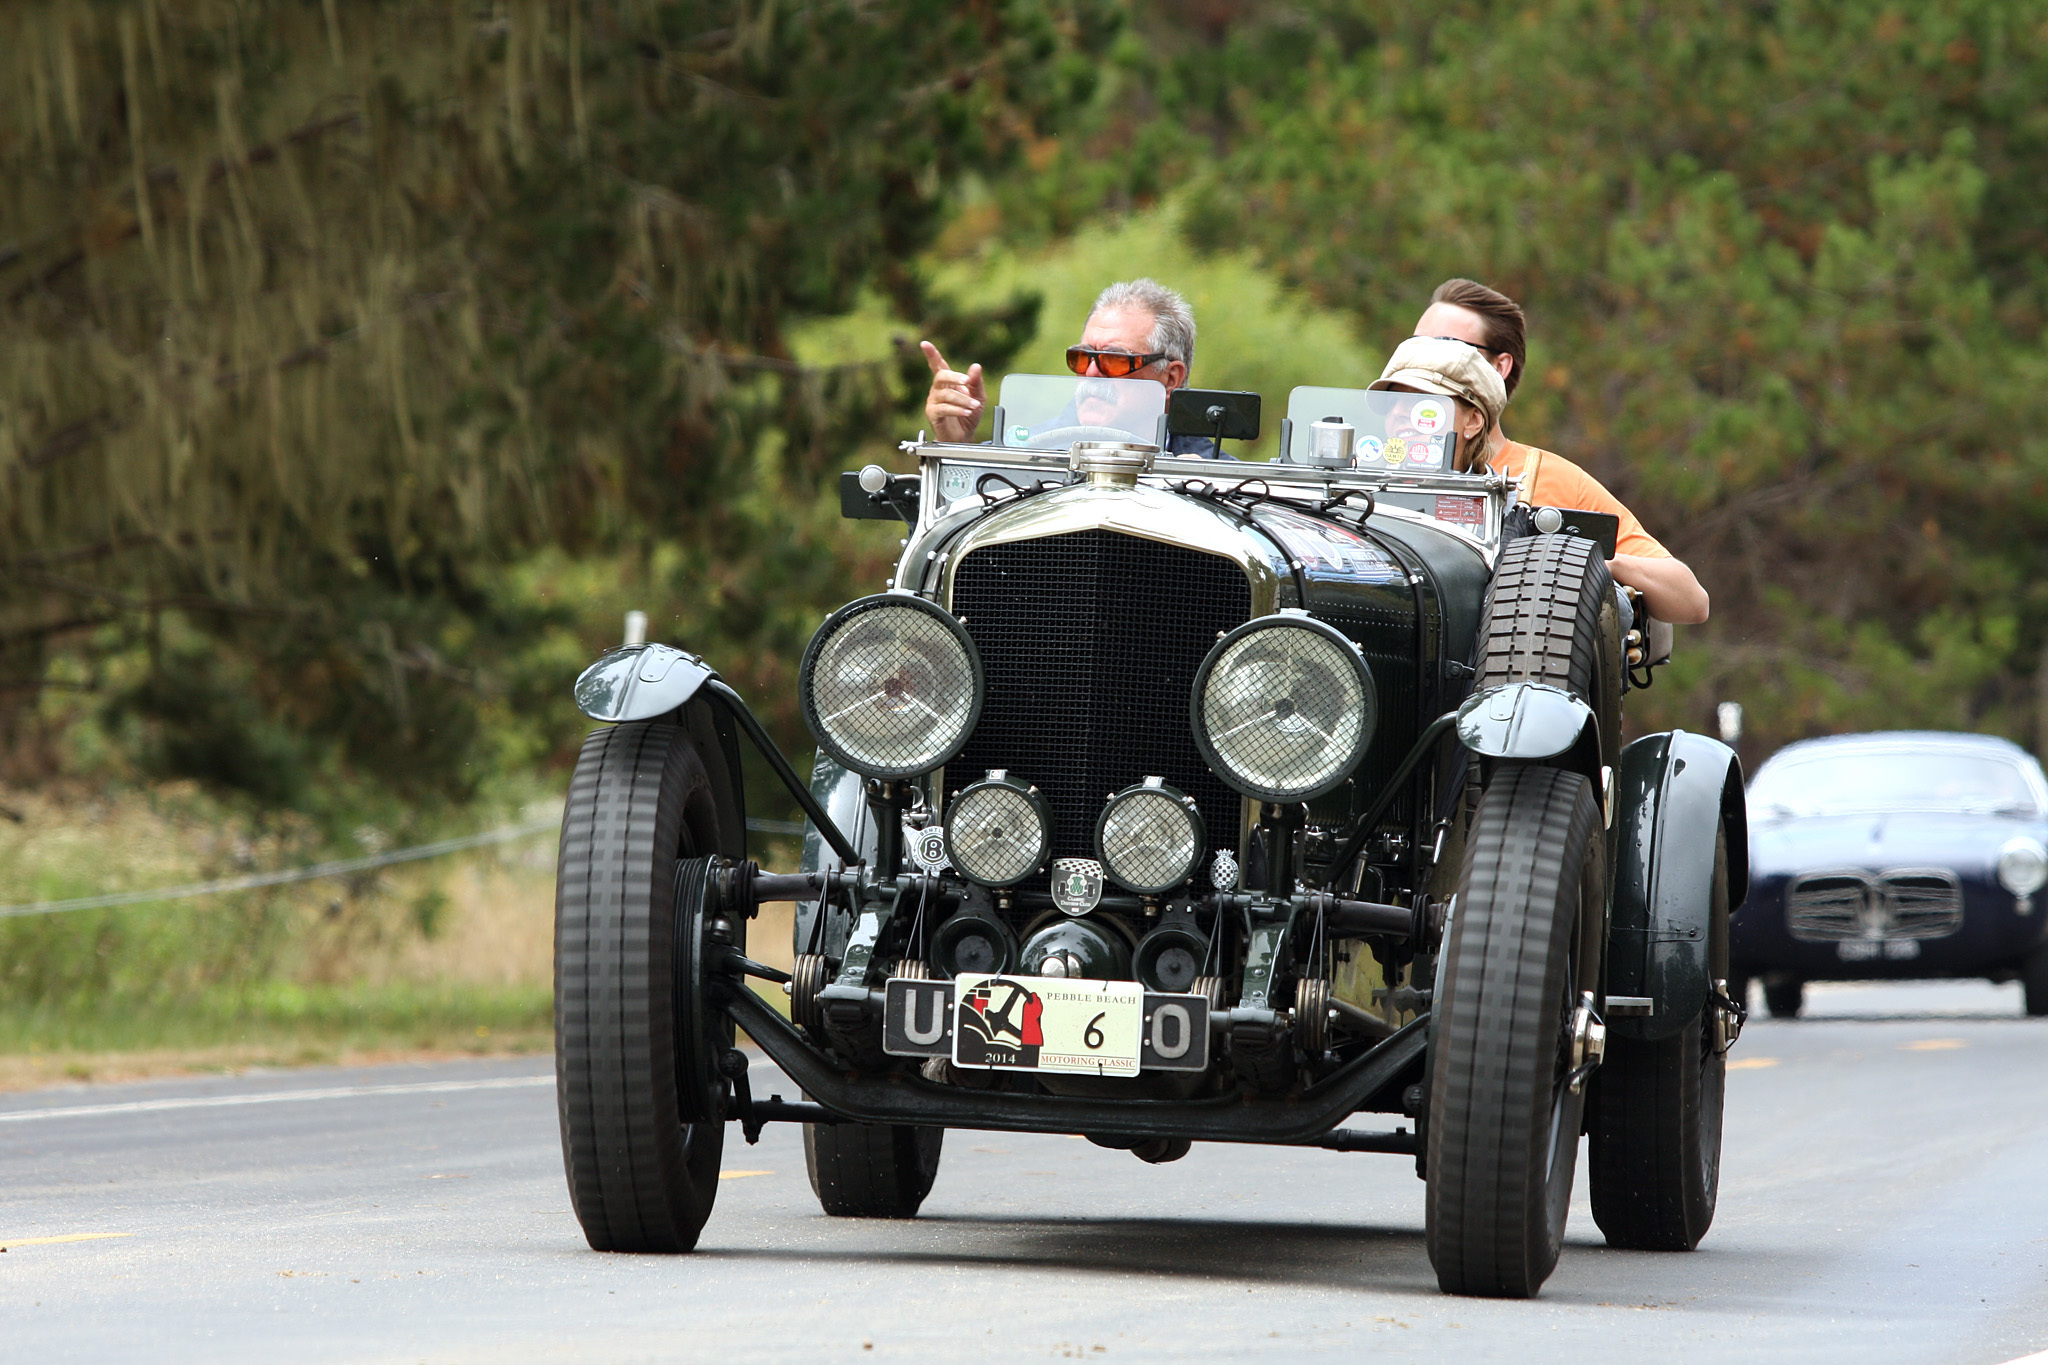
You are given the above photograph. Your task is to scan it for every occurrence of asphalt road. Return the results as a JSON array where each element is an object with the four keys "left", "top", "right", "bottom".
[{"left": 4, "top": 980, "right": 2046, "bottom": 1364}]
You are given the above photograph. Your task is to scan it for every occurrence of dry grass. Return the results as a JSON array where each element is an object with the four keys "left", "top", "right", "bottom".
[
  {"left": 0, "top": 780, "right": 802, "bottom": 1091},
  {"left": 0, "top": 1033, "right": 553, "bottom": 1093}
]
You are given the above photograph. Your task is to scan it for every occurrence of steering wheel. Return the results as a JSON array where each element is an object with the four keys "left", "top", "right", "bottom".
[{"left": 1025, "top": 424, "right": 1148, "bottom": 448}]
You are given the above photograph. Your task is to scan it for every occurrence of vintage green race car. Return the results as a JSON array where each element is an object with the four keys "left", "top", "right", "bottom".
[{"left": 552, "top": 374, "right": 1749, "bottom": 1298}]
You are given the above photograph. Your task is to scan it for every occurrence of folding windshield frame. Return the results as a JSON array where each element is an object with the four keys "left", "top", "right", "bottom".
[{"left": 902, "top": 438, "right": 1515, "bottom": 552}]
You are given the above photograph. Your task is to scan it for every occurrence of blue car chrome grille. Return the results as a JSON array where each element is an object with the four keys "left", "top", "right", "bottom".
[{"left": 1785, "top": 869, "right": 1965, "bottom": 941}]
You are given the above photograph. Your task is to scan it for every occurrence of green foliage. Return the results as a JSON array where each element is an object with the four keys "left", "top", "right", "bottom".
[
  {"left": 1, "top": 0, "right": 1108, "bottom": 808},
  {"left": 0, "top": 897, "right": 294, "bottom": 1007},
  {"left": 911, "top": 206, "right": 1381, "bottom": 460},
  {"left": 409, "top": 887, "right": 449, "bottom": 941},
  {"left": 13, "top": 0, "right": 2048, "bottom": 824},
  {"left": 1007, "top": 0, "right": 2048, "bottom": 756}
]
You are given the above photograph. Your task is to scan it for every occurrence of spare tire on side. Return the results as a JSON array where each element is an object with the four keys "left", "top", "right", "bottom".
[{"left": 1475, "top": 531, "right": 1623, "bottom": 773}]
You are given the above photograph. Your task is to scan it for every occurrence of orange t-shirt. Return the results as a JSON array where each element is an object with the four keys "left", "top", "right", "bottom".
[{"left": 1484, "top": 441, "right": 1670, "bottom": 559}]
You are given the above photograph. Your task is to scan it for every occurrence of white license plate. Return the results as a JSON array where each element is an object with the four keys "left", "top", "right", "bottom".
[
  {"left": 883, "top": 978, "right": 1210, "bottom": 1071},
  {"left": 953, "top": 974, "right": 1144, "bottom": 1077},
  {"left": 1836, "top": 938, "right": 1921, "bottom": 962}
]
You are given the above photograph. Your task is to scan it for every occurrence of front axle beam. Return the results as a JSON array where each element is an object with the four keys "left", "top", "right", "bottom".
[{"left": 720, "top": 983, "right": 1427, "bottom": 1147}]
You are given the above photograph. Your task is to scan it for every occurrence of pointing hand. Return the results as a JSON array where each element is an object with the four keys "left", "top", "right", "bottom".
[{"left": 921, "top": 340, "right": 985, "bottom": 444}]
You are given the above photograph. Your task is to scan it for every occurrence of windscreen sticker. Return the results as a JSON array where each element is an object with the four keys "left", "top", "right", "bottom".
[
  {"left": 1433, "top": 494, "right": 1486, "bottom": 531},
  {"left": 1409, "top": 399, "right": 1447, "bottom": 434},
  {"left": 1356, "top": 435, "right": 1384, "bottom": 461}
]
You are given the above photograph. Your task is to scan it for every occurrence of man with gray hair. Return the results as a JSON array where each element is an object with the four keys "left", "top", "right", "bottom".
[{"left": 921, "top": 278, "right": 1204, "bottom": 449}]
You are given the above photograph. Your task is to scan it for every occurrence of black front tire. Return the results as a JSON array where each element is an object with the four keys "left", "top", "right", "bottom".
[
  {"left": 1426, "top": 765, "right": 1606, "bottom": 1298},
  {"left": 2021, "top": 943, "right": 2048, "bottom": 1017},
  {"left": 804, "top": 1122, "right": 944, "bottom": 1217},
  {"left": 555, "top": 719, "right": 742, "bottom": 1253},
  {"left": 1587, "top": 831, "right": 1730, "bottom": 1251},
  {"left": 1763, "top": 977, "right": 1805, "bottom": 1019}
]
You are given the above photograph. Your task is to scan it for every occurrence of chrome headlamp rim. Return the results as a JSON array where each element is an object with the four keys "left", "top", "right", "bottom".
[
  {"left": 797, "top": 591, "right": 985, "bottom": 782},
  {"left": 1188, "top": 612, "right": 1377, "bottom": 804},
  {"left": 944, "top": 771, "right": 1053, "bottom": 889},
  {"left": 1094, "top": 778, "right": 1207, "bottom": 895},
  {"left": 1997, "top": 835, "right": 2048, "bottom": 897}
]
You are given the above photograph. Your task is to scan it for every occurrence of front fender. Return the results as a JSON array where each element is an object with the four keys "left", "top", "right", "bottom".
[
  {"left": 1455, "top": 681, "right": 1602, "bottom": 787},
  {"left": 1609, "top": 730, "right": 1749, "bottom": 1041},
  {"left": 574, "top": 643, "right": 716, "bottom": 722}
]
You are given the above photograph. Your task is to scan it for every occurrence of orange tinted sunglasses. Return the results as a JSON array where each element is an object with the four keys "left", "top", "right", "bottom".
[{"left": 1065, "top": 345, "right": 1168, "bottom": 379}]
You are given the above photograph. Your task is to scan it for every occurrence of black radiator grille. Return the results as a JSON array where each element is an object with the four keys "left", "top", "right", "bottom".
[
  {"left": 1310, "top": 608, "right": 1420, "bottom": 826},
  {"left": 947, "top": 530, "right": 1254, "bottom": 875}
]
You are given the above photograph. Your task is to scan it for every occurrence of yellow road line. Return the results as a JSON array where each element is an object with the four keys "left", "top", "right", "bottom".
[
  {"left": 1727, "top": 1057, "right": 1779, "bottom": 1070},
  {"left": 718, "top": 1170, "right": 773, "bottom": 1180},
  {"left": 1901, "top": 1039, "right": 1967, "bottom": 1051},
  {"left": 0, "top": 1232, "right": 132, "bottom": 1248}
]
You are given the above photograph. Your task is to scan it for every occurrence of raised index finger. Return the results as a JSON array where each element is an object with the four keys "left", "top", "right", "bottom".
[{"left": 919, "top": 340, "right": 952, "bottom": 377}]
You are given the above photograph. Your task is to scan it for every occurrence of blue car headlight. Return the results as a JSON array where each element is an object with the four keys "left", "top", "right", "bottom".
[{"left": 1996, "top": 836, "right": 2048, "bottom": 897}]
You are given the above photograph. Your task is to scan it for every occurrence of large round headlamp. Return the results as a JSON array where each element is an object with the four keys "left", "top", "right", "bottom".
[
  {"left": 1997, "top": 836, "right": 2048, "bottom": 897},
  {"left": 798, "top": 593, "right": 983, "bottom": 781},
  {"left": 1190, "top": 613, "right": 1376, "bottom": 803},
  {"left": 945, "top": 772, "right": 1052, "bottom": 888},
  {"left": 1095, "top": 777, "right": 1206, "bottom": 894}
]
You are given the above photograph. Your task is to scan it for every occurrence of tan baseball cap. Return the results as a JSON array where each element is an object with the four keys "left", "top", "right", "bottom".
[{"left": 1369, "top": 335, "right": 1508, "bottom": 435}]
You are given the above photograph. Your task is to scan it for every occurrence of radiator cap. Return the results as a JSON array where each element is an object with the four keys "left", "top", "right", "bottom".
[{"left": 1069, "top": 441, "right": 1158, "bottom": 487}]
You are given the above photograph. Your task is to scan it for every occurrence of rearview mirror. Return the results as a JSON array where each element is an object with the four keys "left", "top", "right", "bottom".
[{"left": 1166, "top": 388, "right": 1262, "bottom": 445}]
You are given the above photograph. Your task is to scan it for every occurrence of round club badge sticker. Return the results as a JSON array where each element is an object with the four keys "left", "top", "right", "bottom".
[
  {"left": 1051, "top": 858, "right": 1105, "bottom": 916},
  {"left": 1356, "top": 435, "right": 1385, "bottom": 463},
  {"left": 1410, "top": 399, "right": 1448, "bottom": 435},
  {"left": 911, "top": 826, "right": 950, "bottom": 874}
]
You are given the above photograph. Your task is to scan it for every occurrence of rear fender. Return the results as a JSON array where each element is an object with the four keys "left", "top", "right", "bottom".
[{"left": 1608, "top": 730, "right": 1749, "bottom": 1041}]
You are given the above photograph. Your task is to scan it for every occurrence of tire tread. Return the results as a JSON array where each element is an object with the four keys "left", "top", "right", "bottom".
[
  {"left": 1427, "top": 766, "right": 1601, "bottom": 1297},
  {"left": 555, "top": 723, "right": 725, "bottom": 1253}
]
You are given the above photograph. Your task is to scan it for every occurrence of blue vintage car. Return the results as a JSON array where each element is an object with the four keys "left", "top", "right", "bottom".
[{"left": 1733, "top": 731, "right": 2048, "bottom": 1017}]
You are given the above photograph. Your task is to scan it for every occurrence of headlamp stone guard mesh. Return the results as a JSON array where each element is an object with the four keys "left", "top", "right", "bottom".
[
  {"left": 945, "top": 777, "right": 1051, "bottom": 887},
  {"left": 798, "top": 596, "right": 983, "bottom": 780},
  {"left": 1096, "top": 784, "right": 1205, "bottom": 893},
  {"left": 1192, "top": 618, "right": 1375, "bottom": 803}
]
